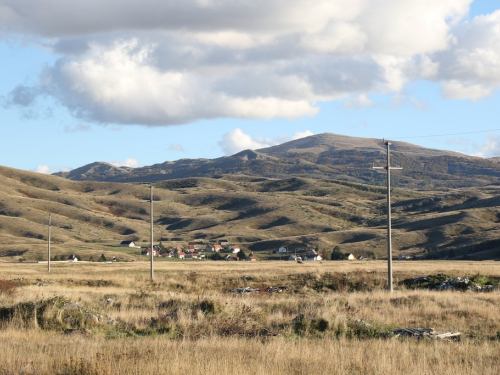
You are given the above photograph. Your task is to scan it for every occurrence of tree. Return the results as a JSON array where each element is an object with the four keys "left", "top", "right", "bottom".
[
  {"left": 210, "top": 252, "right": 223, "bottom": 261},
  {"left": 98, "top": 254, "right": 107, "bottom": 262},
  {"left": 237, "top": 249, "right": 246, "bottom": 260},
  {"left": 331, "top": 246, "right": 344, "bottom": 260}
]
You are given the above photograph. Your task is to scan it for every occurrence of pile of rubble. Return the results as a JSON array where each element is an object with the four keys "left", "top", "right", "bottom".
[
  {"left": 406, "top": 276, "right": 498, "bottom": 292},
  {"left": 229, "top": 286, "right": 288, "bottom": 294},
  {"left": 393, "top": 327, "right": 461, "bottom": 341}
]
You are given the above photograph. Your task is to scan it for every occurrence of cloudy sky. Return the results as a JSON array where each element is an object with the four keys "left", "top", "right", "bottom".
[{"left": 1, "top": 0, "right": 500, "bottom": 173}]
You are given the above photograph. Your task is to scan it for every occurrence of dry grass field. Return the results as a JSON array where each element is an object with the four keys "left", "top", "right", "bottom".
[{"left": 1, "top": 260, "right": 500, "bottom": 374}]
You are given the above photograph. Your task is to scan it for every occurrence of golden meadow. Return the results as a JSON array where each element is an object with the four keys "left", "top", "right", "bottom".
[{"left": 1, "top": 260, "right": 500, "bottom": 374}]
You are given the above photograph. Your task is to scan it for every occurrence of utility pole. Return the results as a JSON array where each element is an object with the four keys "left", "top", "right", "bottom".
[
  {"left": 141, "top": 184, "right": 160, "bottom": 280},
  {"left": 373, "top": 140, "right": 402, "bottom": 292},
  {"left": 47, "top": 213, "right": 51, "bottom": 273},
  {"left": 149, "top": 185, "right": 154, "bottom": 280}
]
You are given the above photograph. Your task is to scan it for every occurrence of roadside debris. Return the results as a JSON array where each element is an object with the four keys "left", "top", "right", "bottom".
[{"left": 393, "top": 327, "right": 461, "bottom": 341}]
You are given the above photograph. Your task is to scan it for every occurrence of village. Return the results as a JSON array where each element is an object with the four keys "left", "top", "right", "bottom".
[{"left": 119, "top": 240, "right": 360, "bottom": 262}]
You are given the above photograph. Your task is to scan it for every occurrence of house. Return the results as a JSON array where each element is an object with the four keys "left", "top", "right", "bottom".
[
  {"left": 185, "top": 245, "right": 196, "bottom": 253},
  {"left": 176, "top": 252, "right": 185, "bottom": 259},
  {"left": 288, "top": 255, "right": 302, "bottom": 261},
  {"left": 162, "top": 251, "right": 174, "bottom": 258},
  {"left": 184, "top": 253, "right": 193, "bottom": 260},
  {"left": 206, "top": 244, "right": 222, "bottom": 252},
  {"left": 278, "top": 246, "right": 287, "bottom": 253},
  {"left": 305, "top": 251, "right": 322, "bottom": 261},
  {"left": 398, "top": 254, "right": 412, "bottom": 260},
  {"left": 249, "top": 256, "right": 257, "bottom": 261},
  {"left": 305, "top": 253, "right": 323, "bottom": 261},
  {"left": 230, "top": 246, "right": 241, "bottom": 253},
  {"left": 142, "top": 245, "right": 160, "bottom": 256},
  {"left": 188, "top": 241, "right": 204, "bottom": 250},
  {"left": 68, "top": 254, "right": 78, "bottom": 262},
  {"left": 218, "top": 239, "right": 229, "bottom": 246},
  {"left": 119, "top": 241, "right": 140, "bottom": 248},
  {"left": 224, "top": 254, "right": 238, "bottom": 261},
  {"left": 345, "top": 253, "right": 356, "bottom": 261}
]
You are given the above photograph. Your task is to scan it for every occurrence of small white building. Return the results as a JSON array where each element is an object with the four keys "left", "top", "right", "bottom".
[
  {"left": 230, "top": 246, "right": 241, "bottom": 253},
  {"left": 120, "top": 241, "right": 141, "bottom": 248},
  {"left": 306, "top": 254, "right": 322, "bottom": 261},
  {"left": 288, "top": 255, "right": 302, "bottom": 261},
  {"left": 278, "top": 246, "right": 288, "bottom": 253},
  {"left": 345, "top": 253, "right": 356, "bottom": 261},
  {"left": 68, "top": 254, "right": 78, "bottom": 262}
]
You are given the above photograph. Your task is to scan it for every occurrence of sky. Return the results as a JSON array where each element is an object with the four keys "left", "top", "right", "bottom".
[{"left": 1, "top": 0, "right": 500, "bottom": 174}]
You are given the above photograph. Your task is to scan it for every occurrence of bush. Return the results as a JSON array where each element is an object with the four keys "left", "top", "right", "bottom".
[{"left": 0, "top": 280, "right": 17, "bottom": 296}]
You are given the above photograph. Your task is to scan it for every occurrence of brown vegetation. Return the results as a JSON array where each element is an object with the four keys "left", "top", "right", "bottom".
[{"left": 1, "top": 261, "right": 500, "bottom": 374}]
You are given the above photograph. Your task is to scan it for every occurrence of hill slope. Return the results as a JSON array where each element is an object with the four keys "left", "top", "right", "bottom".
[{"left": 2, "top": 165, "right": 500, "bottom": 261}]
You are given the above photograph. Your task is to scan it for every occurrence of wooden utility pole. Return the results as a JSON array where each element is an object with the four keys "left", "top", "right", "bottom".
[
  {"left": 141, "top": 184, "right": 160, "bottom": 280},
  {"left": 47, "top": 213, "right": 51, "bottom": 273},
  {"left": 150, "top": 185, "right": 154, "bottom": 280},
  {"left": 373, "top": 140, "right": 402, "bottom": 292}
]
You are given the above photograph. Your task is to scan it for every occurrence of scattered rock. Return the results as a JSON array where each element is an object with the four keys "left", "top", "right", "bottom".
[
  {"left": 229, "top": 287, "right": 260, "bottom": 294},
  {"left": 355, "top": 319, "right": 372, "bottom": 327},
  {"left": 393, "top": 327, "right": 461, "bottom": 341},
  {"left": 64, "top": 328, "right": 92, "bottom": 335},
  {"left": 85, "top": 313, "right": 99, "bottom": 324},
  {"left": 63, "top": 302, "right": 80, "bottom": 311},
  {"left": 229, "top": 285, "right": 288, "bottom": 294}
]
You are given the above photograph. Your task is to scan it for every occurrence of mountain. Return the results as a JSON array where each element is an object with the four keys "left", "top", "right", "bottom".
[{"left": 53, "top": 133, "right": 500, "bottom": 189}]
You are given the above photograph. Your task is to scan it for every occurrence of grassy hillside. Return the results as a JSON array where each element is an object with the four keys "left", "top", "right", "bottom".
[{"left": 2, "top": 165, "right": 500, "bottom": 261}]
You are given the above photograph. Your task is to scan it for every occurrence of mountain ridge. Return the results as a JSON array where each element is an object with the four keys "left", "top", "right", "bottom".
[{"left": 53, "top": 133, "right": 500, "bottom": 189}]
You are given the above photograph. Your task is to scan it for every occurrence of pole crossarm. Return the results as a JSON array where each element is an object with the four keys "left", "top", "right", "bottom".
[{"left": 372, "top": 140, "right": 403, "bottom": 292}]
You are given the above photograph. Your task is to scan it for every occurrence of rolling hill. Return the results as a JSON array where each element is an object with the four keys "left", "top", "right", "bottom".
[{"left": 2, "top": 161, "right": 500, "bottom": 262}]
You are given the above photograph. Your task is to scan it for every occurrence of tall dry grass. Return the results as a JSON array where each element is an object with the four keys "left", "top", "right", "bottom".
[{"left": 1, "top": 260, "right": 500, "bottom": 374}]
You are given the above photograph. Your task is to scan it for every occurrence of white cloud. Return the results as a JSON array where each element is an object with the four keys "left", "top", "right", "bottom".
[
  {"left": 34, "top": 165, "right": 51, "bottom": 174},
  {"left": 441, "top": 80, "right": 493, "bottom": 101},
  {"left": 6, "top": 0, "right": 500, "bottom": 125},
  {"left": 471, "top": 134, "right": 500, "bottom": 157},
  {"left": 111, "top": 158, "right": 139, "bottom": 168},
  {"left": 218, "top": 128, "right": 274, "bottom": 155},
  {"left": 431, "top": 10, "right": 500, "bottom": 100},
  {"left": 169, "top": 144, "right": 185, "bottom": 152},
  {"left": 292, "top": 130, "right": 314, "bottom": 140},
  {"left": 218, "top": 128, "right": 314, "bottom": 155},
  {"left": 64, "top": 124, "right": 90, "bottom": 133},
  {"left": 343, "top": 94, "right": 374, "bottom": 108}
]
